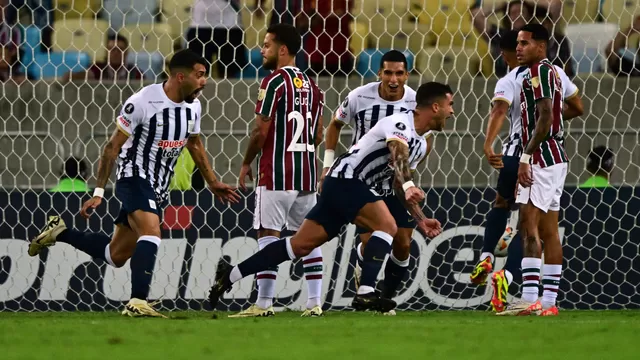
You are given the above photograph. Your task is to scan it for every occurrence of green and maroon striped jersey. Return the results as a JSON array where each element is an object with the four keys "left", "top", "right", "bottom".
[
  {"left": 254, "top": 66, "right": 324, "bottom": 191},
  {"left": 520, "top": 59, "right": 568, "bottom": 168}
]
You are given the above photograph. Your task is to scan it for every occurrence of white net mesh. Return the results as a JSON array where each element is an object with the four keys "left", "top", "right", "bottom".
[{"left": 1, "top": 0, "right": 640, "bottom": 312}]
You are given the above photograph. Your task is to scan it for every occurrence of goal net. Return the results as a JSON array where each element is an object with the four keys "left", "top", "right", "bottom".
[{"left": 1, "top": 0, "right": 639, "bottom": 312}]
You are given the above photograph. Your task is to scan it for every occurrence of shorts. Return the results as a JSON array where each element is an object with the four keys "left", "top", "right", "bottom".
[
  {"left": 496, "top": 155, "right": 519, "bottom": 204},
  {"left": 515, "top": 163, "right": 568, "bottom": 213},
  {"left": 253, "top": 186, "right": 317, "bottom": 232},
  {"left": 114, "top": 176, "right": 163, "bottom": 228},
  {"left": 305, "top": 177, "right": 382, "bottom": 239},
  {"left": 356, "top": 192, "right": 414, "bottom": 235}
]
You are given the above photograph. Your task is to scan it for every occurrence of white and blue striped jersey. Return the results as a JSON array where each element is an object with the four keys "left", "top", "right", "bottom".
[
  {"left": 492, "top": 65, "right": 578, "bottom": 157},
  {"left": 329, "top": 111, "right": 428, "bottom": 192},
  {"left": 115, "top": 83, "right": 202, "bottom": 201},
  {"left": 335, "top": 82, "right": 416, "bottom": 146}
]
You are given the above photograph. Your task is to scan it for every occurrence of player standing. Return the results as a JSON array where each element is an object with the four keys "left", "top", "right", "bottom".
[
  {"left": 28, "top": 50, "right": 240, "bottom": 317},
  {"left": 498, "top": 24, "right": 568, "bottom": 316},
  {"left": 209, "top": 82, "right": 450, "bottom": 313},
  {"left": 472, "top": 30, "right": 583, "bottom": 313},
  {"left": 320, "top": 50, "right": 434, "bottom": 314},
  {"left": 233, "top": 24, "right": 325, "bottom": 318}
]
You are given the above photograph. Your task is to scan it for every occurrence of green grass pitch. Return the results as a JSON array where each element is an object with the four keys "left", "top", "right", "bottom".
[{"left": 1, "top": 310, "right": 639, "bottom": 360}]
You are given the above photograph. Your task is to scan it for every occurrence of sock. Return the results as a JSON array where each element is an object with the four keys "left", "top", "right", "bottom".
[
  {"left": 382, "top": 251, "right": 409, "bottom": 298},
  {"left": 358, "top": 231, "right": 393, "bottom": 294},
  {"left": 541, "top": 264, "right": 562, "bottom": 309},
  {"left": 256, "top": 236, "right": 279, "bottom": 309},
  {"left": 130, "top": 236, "right": 160, "bottom": 300},
  {"left": 356, "top": 242, "right": 364, "bottom": 268},
  {"left": 234, "top": 238, "right": 295, "bottom": 283},
  {"left": 57, "top": 229, "right": 111, "bottom": 262},
  {"left": 302, "top": 246, "right": 323, "bottom": 309},
  {"left": 521, "top": 257, "right": 542, "bottom": 303},
  {"left": 482, "top": 207, "right": 510, "bottom": 261},
  {"left": 504, "top": 232, "right": 523, "bottom": 288}
]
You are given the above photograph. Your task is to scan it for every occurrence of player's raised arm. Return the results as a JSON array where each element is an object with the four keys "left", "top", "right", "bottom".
[{"left": 81, "top": 102, "right": 140, "bottom": 219}]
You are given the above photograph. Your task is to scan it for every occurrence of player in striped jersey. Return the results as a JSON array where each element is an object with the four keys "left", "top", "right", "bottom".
[
  {"left": 209, "top": 82, "right": 450, "bottom": 313},
  {"left": 498, "top": 24, "right": 569, "bottom": 316},
  {"left": 320, "top": 51, "right": 432, "bottom": 312},
  {"left": 28, "top": 50, "right": 240, "bottom": 317},
  {"left": 233, "top": 24, "right": 325, "bottom": 318},
  {"left": 471, "top": 30, "right": 584, "bottom": 313}
]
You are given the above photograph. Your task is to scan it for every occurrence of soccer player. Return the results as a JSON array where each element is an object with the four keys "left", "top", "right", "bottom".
[
  {"left": 233, "top": 24, "right": 325, "bottom": 318},
  {"left": 209, "top": 82, "right": 451, "bottom": 313},
  {"left": 320, "top": 50, "right": 433, "bottom": 314},
  {"left": 27, "top": 50, "right": 240, "bottom": 318},
  {"left": 498, "top": 24, "right": 568, "bottom": 316},
  {"left": 472, "top": 29, "right": 583, "bottom": 313}
]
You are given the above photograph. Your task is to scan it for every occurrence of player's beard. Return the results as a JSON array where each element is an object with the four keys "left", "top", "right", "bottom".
[
  {"left": 185, "top": 87, "right": 203, "bottom": 104},
  {"left": 263, "top": 55, "right": 278, "bottom": 70}
]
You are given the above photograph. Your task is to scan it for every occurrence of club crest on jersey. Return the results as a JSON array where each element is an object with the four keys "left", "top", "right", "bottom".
[
  {"left": 257, "top": 89, "right": 266, "bottom": 101},
  {"left": 531, "top": 77, "right": 540, "bottom": 88},
  {"left": 395, "top": 122, "right": 406, "bottom": 130},
  {"left": 124, "top": 103, "right": 134, "bottom": 114}
]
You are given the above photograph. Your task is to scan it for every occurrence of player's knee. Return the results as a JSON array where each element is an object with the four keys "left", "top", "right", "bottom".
[
  {"left": 377, "top": 218, "right": 397, "bottom": 238},
  {"left": 494, "top": 195, "right": 511, "bottom": 209},
  {"left": 392, "top": 238, "right": 411, "bottom": 261},
  {"left": 110, "top": 248, "right": 133, "bottom": 268}
]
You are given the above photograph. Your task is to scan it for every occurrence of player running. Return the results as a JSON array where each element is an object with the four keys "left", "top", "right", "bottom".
[
  {"left": 209, "top": 82, "right": 451, "bottom": 313},
  {"left": 232, "top": 24, "right": 325, "bottom": 318},
  {"left": 319, "top": 50, "right": 433, "bottom": 315},
  {"left": 472, "top": 29, "right": 583, "bottom": 313},
  {"left": 27, "top": 50, "right": 240, "bottom": 318},
  {"left": 497, "top": 24, "right": 569, "bottom": 316}
]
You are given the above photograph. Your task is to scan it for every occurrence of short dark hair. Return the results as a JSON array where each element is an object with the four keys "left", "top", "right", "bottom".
[
  {"left": 379, "top": 50, "right": 408, "bottom": 70},
  {"left": 587, "top": 146, "right": 615, "bottom": 174},
  {"left": 107, "top": 33, "right": 129, "bottom": 47},
  {"left": 62, "top": 157, "right": 88, "bottom": 179},
  {"left": 168, "top": 49, "right": 209, "bottom": 74},
  {"left": 520, "top": 23, "right": 549, "bottom": 44},
  {"left": 416, "top": 82, "right": 453, "bottom": 108},
  {"left": 499, "top": 30, "right": 519, "bottom": 51},
  {"left": 266, "top": 24, "right": 301, "bottom": 55}
]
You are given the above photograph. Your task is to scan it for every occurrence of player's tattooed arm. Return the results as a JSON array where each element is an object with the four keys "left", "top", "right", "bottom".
[
  {"left": 186, "top": 135, "right": 218, "bottom": 186},
  {"left": 388, "top": 140, "right": 412, "bottom": 184},
  {"left": 95, "top": 129, "right": 128, "bottom": 188},
  {"left": 524, "top": 98, "right": 554, "bottom": 155},
  {"left": 242, "top": 115, "right": 273, "bottom": 166}
]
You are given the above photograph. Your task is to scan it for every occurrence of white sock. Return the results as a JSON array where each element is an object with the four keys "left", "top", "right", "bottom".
[
  {"left": 357, "top": 285, "right": 375, "bottom": 295},
  {"left": 104, "top": 243, "right": 116, "bottom": 267},
  {"left": 541, "top": 264, "right": 562, "bottom": 309},
  {"left": 302, "top": 246, "right": 323, "bottom": 309},
  {"left": 521, "top": 257, "right": 542, "bottom": 303},
  {"left": 256, "top": 236, "right": 279, "bottom": 309},
  {"left": 504, "top": 269, "right": 514, "bottom": 285},
  {"left": 480, "top": 252, "right": 495, "bottom": 265}
]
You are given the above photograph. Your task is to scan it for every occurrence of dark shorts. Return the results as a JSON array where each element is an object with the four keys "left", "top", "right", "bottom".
[
  {"left": 114, "top": 176, "right": 163, "bottom": 228},
  {"left": 496, "top": 155, "right": 519, "bottom": 204},
  {"left": 356, "top": 193, "right": 414, "bottom": 235},
  {"left": 305, "top": 177, "right": 381, "bottom": 239}
]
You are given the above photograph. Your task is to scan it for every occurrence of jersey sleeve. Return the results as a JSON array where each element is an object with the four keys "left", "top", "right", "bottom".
[
  {"left": 530, "top": 63, "right": 554, "bottom": 100},
  {"left": 334, "top": 91, "right": 356, "bottom": 125},
  {"left": 557, "top": 67, "right": 579, "bottom": 100},
  {"left": 116, "top": 96, "right": 145, "bottom": 136},
  {"left": 410, "top": 131, "right": 434, "bottom": 171},
  {"left": 380, "top": 116, "right": 411, "bottom": 146},
  {"left": 491, "top": 76, "right": 515, "bottom": 105},
  {"left": 255, "top": 74, "right": 284, "bottom": 118},
  {"left": 189, "top": 101, "right": 202, "bottom": 136}
]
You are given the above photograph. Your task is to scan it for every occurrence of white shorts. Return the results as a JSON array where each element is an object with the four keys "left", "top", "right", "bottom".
[
  {"left": 253, "top": 186, "right": 317, "bottom": 232},
  {"left": 516, "top": 163, "right": 568, "bottom": 213}
]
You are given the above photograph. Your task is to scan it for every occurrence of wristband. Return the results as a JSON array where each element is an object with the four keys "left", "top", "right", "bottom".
[
  {"left": 402, "top": 181, "right": 415, "bottom": 192},
  {"left": 520, "top": 154, "right": 532, "bottom": 164},
  {"left": 323, "top": 150, "right": 335, "bottom": 167},
  {"left": 93, "top": 187, "right": 105, "bottom": 198}
]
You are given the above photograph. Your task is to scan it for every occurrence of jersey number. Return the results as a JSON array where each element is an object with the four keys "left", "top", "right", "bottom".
[{"left": 287, "top": 111, "right": 315, "bottom": 152}]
